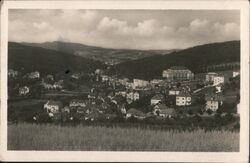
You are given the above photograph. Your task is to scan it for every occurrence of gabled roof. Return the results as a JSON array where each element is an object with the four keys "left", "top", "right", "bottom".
[
  {"left": 205, "top": 94, "right": 224, "bottom": 101},
  {"left": 177, "top": 91, "right": 191, "bottom": 97},
  {"left": 46, "top": 100, "right": 63, "bottom": 107},
  {"left": 160, "top": 108, "right": 176, "bottom": 115},
  {"left": 151, "top": 94, "right": 164, "bottom": 100}
]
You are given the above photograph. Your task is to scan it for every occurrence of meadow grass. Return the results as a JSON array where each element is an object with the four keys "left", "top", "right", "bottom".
[{"left": 8, "top": 123, "right": 239, "bottom": 151}]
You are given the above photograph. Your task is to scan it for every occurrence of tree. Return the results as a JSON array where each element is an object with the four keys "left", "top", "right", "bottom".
[
  {"left": 187, "top": 109, "right": 193, "bottom": 115},
  {"left": 206, "top": 109, "right": 212, "bottom": 115}
]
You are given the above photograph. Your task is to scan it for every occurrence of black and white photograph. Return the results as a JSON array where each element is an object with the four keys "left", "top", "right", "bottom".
[{"left": 0, "top": 0, "right": 249, "bottom": 162}]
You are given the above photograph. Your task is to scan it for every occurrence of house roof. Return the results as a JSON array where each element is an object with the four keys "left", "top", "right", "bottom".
[
  {"left": 216, "top": 83, "right": 224, "bottom": 87},
  {"left": 160, "top": 108, "right": 176, "bottom": 115},
  {"left": 205, "top": 94, "right": 224, "bottom": 101},
  {"left": 46, "top": 100, "right": 63, "bottom": 107},
  {"left": 169, "top": 87, "right": 181, "bottom": 91},
  {"left": 177, "top": 91, "right": 191, "bottom": 97},
  {"left": 151, "top": 94, "right": 164, "bottom": 100},
  {"left": 70, "top": 99, "right": 85, "bottom": 103},
  {"left": 127, "top": 108, "right": 145, "bottom": 117}
]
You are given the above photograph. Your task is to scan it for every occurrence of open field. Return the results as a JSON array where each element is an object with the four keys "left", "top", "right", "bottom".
[{"left": 8, "top": 123, "right": 239, "bottom": 151}]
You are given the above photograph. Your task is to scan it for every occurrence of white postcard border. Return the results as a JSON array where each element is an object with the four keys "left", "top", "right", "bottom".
[{"left": 1, "top": 0, "right": 249, "bottom": 162}]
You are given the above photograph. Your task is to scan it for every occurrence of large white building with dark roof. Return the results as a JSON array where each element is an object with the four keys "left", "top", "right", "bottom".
[{"left": 162, "top": 66, "right": 194, "bottom": 81}]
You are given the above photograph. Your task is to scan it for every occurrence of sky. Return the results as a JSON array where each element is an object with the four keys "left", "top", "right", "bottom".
[{"left": 9, "top": 9, "right": 240, "bottom": 50}]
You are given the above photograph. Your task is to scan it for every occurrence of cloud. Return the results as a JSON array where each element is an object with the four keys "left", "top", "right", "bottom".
[{"left": 8, "top": 10, "right": 240, "bottom": 50}]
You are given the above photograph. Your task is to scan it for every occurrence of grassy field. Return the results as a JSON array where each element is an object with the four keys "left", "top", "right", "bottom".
[{"left": 8, "top": 123, "right": 239, "bottom": 151}]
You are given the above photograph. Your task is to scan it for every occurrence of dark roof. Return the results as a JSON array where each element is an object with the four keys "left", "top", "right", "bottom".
[
  {"left": 46, "top": 100, "right": 63, "bottom": 107},
  {"left": 177, "top": 91, "right": 191, "bottom": 97},
  {"left": 151, "top": 94, "right": 164, "bottom": 100},
  {"left": 169, "top": 66, "right": 189, "bottom": 70},
  {"left": 205, "top": 94, "right": 224, "bottom": 101},
  {"left": 70, "top": 99, "right": 85, "bottom": 103},
  {"left": 160, "top": 108, "right": 176, "bottom": 115}
]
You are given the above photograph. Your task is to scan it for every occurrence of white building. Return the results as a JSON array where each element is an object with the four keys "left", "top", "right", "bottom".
[
  {"left": 44, "top": 100, "right": 63, "bottom": 114},
  {"left": 69, "top": 99, "right": 86, "bottom": 108},
  {"left": 169, "top": 88, "right": 181, "bottom": 95},
  {"left": 115, "top": 91, "right": 127, "bottom": 97},
  {"left": 233, "top": 71, "right": 240, "bottom": 78},
  {"left": 151, "top": 94, "right": 164, "bottom": 105},
  {"left": 162, "top": 66, "right": 194, "bottom": 81},
  {"left": 8, "top": 69, "right": 18, "bottom": 77},
  {"left": 205, "top": 94, "right": 224, "bottom": 111},
  {"left": 176, "top": 92, "right": 191, "bottom": 106},
  {"left": 126, "top": 91, "right": 140, "bottom": 101},
  {"left": 19, "top": 86, "right": 29, "bottom": 95},
  {"left": 118, "top": 78, "right": 129, "bottom": 86},
  {"left": 133, "top": 79, "right": 149, "bottom": 89},
  {"left": 28, "top": 71, "right": 40, "bottom": 79},
  {"left": 215, "top": 84, "right": 223, "bottom": 93},
  {"left": 213, "top": 76, "right": 224, "bottom": 85},
  {"left": 150, "top": 79, "right": 163, "bottom": 85},
  {"left": 101, "top": 75, "right": 109, "bottom": 82},
  {"left": 205, "top": 72, "right": 218, "bottom": 82}
]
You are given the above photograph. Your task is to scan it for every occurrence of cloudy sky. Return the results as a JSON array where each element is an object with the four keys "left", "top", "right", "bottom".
[{"left": 9, "top": 9, "right": 240, "bottom": 50}]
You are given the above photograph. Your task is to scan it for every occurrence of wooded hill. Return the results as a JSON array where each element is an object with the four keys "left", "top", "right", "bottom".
[
  {"left": 112, "top": 41, "right": 240, "bottom": 80},
  {"left": 8, "top": 42, "right": 106, "bottom": 76}
]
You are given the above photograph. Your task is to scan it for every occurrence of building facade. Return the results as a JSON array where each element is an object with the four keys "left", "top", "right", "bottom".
[
  {"left": 176, "top": 92, "right": 192, "bottom": 106},
  {"left": 205, "top": 94, "right": 224, "bottom": 111},
  {"left": 213, "top": 76, "right": 224, "bottom": 85},
  {"left": 205, "top": 72, "right": 218, "bottom": 82},
  {"left": 133, "top": 79, "right": 149, "bottom": 89},
  {"left": 162, "top": 66, "right": 194, "bottom": 81}
]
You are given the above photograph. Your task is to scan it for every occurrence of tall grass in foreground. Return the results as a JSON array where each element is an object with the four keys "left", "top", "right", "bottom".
[{"left": 8, "top": 123, "right": 239, "bottom": 151}]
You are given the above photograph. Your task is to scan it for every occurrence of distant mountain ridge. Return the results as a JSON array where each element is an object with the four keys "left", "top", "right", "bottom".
[
  {"left": 112, "top": 40, "right": 240, "bottom": 80},
  {"left": 22, "top": 41, "right": 178, "bottom": 64}
]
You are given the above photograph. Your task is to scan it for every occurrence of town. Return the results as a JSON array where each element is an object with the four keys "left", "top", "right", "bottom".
[{"left": 8, "top": 65, "right": 240, "bottom": 127}]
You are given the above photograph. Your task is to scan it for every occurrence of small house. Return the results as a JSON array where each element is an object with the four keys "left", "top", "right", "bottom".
[
  {"left": 126, "top": 108, "right": 146, "bottom": 120},
  {"left": 232, "top": 71, "right": 240, "bottom": 78},
  {"left": 205, "top": 94, "right": 224, "bottom": 111},
  {"left": 215, "top": 83, "right": 224, "bottom": 93},
  {"left": 69, "top": 99, "right": 86, "bottom": 108},
  {"left": 126, "top": 91, "right": 140, "bottom": 102},
  {"left": 28, "top": 71, "right": 40, "bottom": 79},
  {"left": 213, "top": 76, "right": 224, "bottom": 86},
  {"left": 44, "top": 100, "right": 63, "bottom": 114},
  {"left": 8, "top": 69, "right": 18, "bottom": 77},
  {"left": 153, "top": 104, "right": 176, "bottom": 118},
  {"left": 169, "top": 87, "right": 181, "bottom": 95},
  {"left": 19, "top": 86, "right": 29, "bottom": 95},
  {"left": 151, "top": 94, "right": 164, "bottom": 105},
  {"left": 176, "top": 91, "right": 192, "bottom": 106}
]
